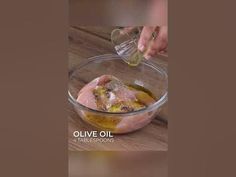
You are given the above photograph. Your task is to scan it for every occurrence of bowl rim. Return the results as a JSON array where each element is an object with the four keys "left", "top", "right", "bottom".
[{"left": 68, "top": 54, "right": 168, "bottom": 116}]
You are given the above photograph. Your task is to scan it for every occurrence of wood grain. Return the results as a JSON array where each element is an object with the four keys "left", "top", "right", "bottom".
[{"left": 68, "top": 26, "right": 168, "bottom": 151}]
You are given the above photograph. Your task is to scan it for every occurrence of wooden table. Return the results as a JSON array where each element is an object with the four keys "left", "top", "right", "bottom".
[{"left": 68, "top": 26, "right": 168, "bottom": 151}]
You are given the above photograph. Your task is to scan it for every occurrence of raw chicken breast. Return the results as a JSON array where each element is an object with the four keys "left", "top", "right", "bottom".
[
  {"left": 76, "top": 75, "right": 156, "bottom": 133},
  {"left": 77, "top": 75, "right": 155, "bottom": 112}
]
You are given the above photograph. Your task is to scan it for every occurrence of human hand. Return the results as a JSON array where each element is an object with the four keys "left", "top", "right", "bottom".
[{"left": 138, "top": 26, "right": 168, "bottom": 59}]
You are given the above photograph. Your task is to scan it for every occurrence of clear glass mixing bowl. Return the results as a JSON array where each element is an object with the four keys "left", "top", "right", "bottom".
[{"left": 68, "top": 54, "right": 168, "bottom": 134}]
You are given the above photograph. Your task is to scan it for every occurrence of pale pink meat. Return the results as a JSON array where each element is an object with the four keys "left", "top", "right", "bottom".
[
  {"left": 77, "top": 75, "right": 137, "bottom": 110},
  {"left": 115, "top": 112, "right": 155, "bottom": 133},
  {"left": 76, "top": 77, "right": 98, "bottom": 109},
  {"left": 76, "top": 75, "right": 156, "bottom": 133},
  {"left": 97, "top": 75, "right": 136, "bottom": 102}
]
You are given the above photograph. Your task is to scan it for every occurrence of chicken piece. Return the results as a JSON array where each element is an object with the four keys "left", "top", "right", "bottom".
[
  {"left": 77, "top": 75, "right": 155, "bottom": 113},
  {"left": 76, "top": 77, "right": 98, "bottom": 110},
  {"left": 76, "top": 75, "right": 157, "bottom": 133}
]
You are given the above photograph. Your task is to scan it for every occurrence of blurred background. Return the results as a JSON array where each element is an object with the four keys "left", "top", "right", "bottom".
[
  {"left": 69, "top": 0, "right": 167, "bottom": 26},
  {"left": 69, "top": 151, "right": 167, "bottom": 177}
]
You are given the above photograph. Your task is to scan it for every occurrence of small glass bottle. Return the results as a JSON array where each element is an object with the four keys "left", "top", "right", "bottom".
[{"left": 111, "top": 27, "right": 157, "bottom": 66}]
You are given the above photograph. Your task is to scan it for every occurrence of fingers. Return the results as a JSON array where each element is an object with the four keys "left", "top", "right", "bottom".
[
  {"left": 138, "top": 26, "right": 168, "bottom": 59},
  {"left": 144, "top": 26, "right": 168, "bottom": 59},
  {"left": 138, "top": 26, "right": 156, "bottom": 52},
  {"left": 120, "top": 26, "right": 168, "bottom": 59}
]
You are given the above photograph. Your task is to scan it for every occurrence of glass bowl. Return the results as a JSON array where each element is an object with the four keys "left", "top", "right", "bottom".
[{"left": 68, "top": 54, "right": 168, "bottom": 134}]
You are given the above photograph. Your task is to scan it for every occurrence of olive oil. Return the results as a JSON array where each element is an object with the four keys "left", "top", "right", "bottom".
[
  {"left": 92, "top": 83, "right": 156, "bottom": 113},
  {"left": 125, "top": 50, "right": 143, "bottom": 66},
  {"left": 84, "top": 83, "right": 156, "bottom": 131},
  {"left": 85, "top": 113, "right": 121, "bottom": 131},
  {"left": 127, "top": 84, "right": 157, "bottom": 101}
]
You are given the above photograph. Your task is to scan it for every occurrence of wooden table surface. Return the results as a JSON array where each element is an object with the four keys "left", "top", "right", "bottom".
[{"left": 68, "top": 26, "right": 168, "bottom": 151}]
